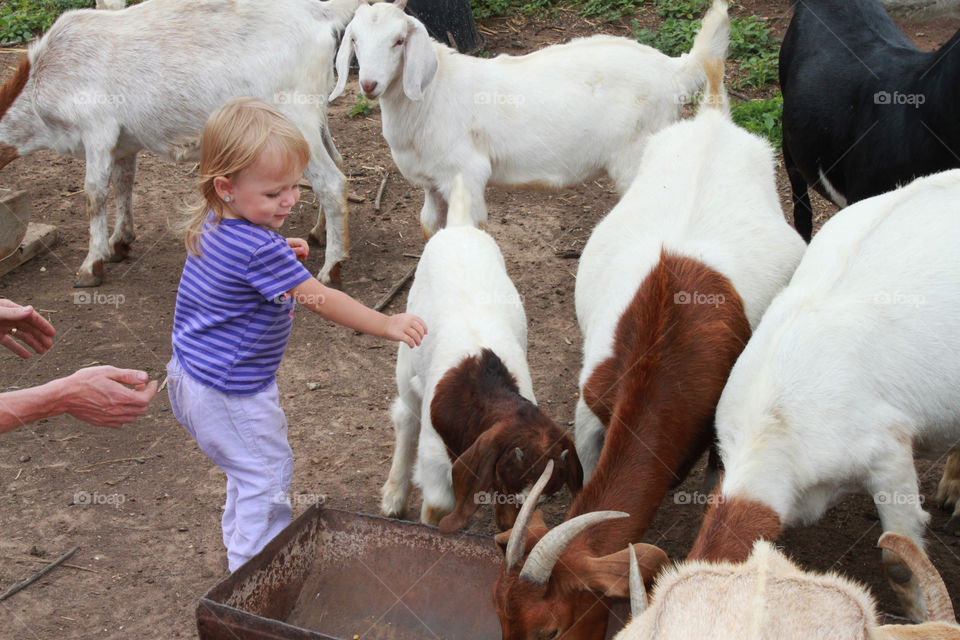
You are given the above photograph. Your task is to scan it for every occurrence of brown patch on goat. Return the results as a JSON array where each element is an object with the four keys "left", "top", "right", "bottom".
[
  {"left": 0, "top": 56, "right": 29, "bottom": 170},
  {"left": 494, "top": 250, "right": 752, "bottom": 640},
  {"left": 0, "top": 56, "right": 29, "bottom": 123},
  {"left": 688, "top": 492, "right": 782, "bottom": 562},
  {"left": 432, "top": 349, "right": 582, "bottom": 534}
]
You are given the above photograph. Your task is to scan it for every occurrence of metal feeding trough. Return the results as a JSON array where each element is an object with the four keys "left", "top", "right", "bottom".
[
  {"left": 198, "top": 506, "right": 632, "bottom": 640},
  {"left": 197, "top": 506, "right": 504, "bottom": 640},
  {"left": 0, "top": 189, "right": 29, "bottom": 260}
]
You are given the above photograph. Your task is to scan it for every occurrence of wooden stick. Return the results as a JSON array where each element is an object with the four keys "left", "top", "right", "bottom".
[
  {"left": 3, "top": 556, "right": 99, "bottom": 574},
  {"left": 373, "top": 265, "right": 416, "bottom": 312},
  {"left": 0, "top": 546, "right": 79, "bottom": 601},
  {"left": 374, "top": 172, "right": 389, "bottom": 212}
]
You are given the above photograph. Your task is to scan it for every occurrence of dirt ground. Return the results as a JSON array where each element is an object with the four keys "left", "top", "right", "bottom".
[{"left": 1, "top": 2, "right": 959, "bottom": 638}]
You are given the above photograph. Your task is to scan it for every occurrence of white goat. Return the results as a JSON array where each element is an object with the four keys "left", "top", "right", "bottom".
[
  {"left": 572, "top": 61, "right": 806, "bottom": 481},
  {"left": 330, "top": 0, "right": 730, "bottom": 236},
  {"left": 0, "top": 0, "right": 354, "bottom": 287},
  {"left": 382, "top": 176, "right": 580, "bottom": 531},
  {"left": 95, "top": 0, "right": 126, "bottom": 9},
  {"left": 620, "top": 534, "right": 960, "bottom": 640},
  {"left": 690, "top": 169, "right": 960, "bottom": 622}
]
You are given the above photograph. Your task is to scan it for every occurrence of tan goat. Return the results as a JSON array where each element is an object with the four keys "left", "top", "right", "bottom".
[{"left": 619, "top": 533, "right": 960, "bottom": 639}]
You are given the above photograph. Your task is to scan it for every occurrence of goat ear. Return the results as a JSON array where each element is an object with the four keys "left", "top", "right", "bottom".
[
  {"left": 437, "top": 428, "right": 500, "bottom": 534},
  {"left": 394, "top": 0, "right": 408, "bottom": 9},
  {"left": 330, "top": 22, "right": 355, "bottom": 101},
  {"left": 494, "top": 510, "right": 549, "bottom": 556},
  {"left": 577, "top": 544, "right": 669, "bottom": 599},
  {"left": 402, "top": 17, "right": 438, "bottom": 101}
]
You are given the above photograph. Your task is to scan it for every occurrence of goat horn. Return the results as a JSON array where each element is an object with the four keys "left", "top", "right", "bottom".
[
  {"left": 505, "top": 459, "right": 554, "bottom": 570},
  {"left": 519, "top": 510, "right": 629, "bottom": 585},
  {"left": 629, "top": 543, "right": 648, "bottom": 619},
  {"left": 878, "top": 532, "right": 956, "bottom": 622}
]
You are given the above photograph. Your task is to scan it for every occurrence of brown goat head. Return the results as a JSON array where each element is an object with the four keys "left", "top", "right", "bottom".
[{"left": 492, "top": 463, "right": 668, "bottom": 640}]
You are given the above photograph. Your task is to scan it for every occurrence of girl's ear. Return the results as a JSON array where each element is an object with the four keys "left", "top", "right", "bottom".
[
  {"left": 212, "top": 176, "right": 233, "bottom": 201},
  {"left": 402, "top": 17, "right": 438, "bottom": 101}
]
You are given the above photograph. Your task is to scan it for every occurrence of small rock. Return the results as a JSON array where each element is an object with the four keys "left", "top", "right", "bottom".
[{"left": 18, "top": 455, "right": 30, "bottom": 463}]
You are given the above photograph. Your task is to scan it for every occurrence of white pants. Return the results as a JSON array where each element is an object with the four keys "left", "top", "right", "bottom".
[{"left": 166, "top": 355, "right": 293, "bottom": 571}]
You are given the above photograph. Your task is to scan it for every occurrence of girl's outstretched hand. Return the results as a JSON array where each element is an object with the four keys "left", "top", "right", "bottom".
[
  {"left": 287, "top": 237, "right": 309, "bottom": 261},
  {"left": 385, "top": 313, "right": 427, "bottom": 348}
]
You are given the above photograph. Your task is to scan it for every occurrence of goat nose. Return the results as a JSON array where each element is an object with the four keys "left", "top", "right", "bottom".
[{"left": 360, "top": 80, "right": 378, "bottom": 96}]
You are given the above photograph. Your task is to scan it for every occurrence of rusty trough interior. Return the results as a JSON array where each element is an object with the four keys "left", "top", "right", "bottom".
[{"left": 197, "top": 506, "right": 508, "bottom": 640}]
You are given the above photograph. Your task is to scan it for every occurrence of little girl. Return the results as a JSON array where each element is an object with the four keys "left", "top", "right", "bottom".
[{"left": 167, "top": 97, "right": 426, "bottom": 571}]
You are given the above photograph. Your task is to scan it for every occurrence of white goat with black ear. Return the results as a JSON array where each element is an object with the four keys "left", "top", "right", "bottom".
[
  {"left": 0, "top": 0, "right": 355, "bottom": 287},
  {"left": 331, "top": 0, "right": 730, "bottom": 236}
]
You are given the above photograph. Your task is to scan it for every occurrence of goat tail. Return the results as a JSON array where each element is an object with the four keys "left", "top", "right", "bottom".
[
  {"left": 446, "top": 174, "right": 473, "bottom": 228},
  {"left": 678, "top": 0, "right": 730, "bottom": 96},
  {"left": 322, "top": 0, "right": 360, "bottom": 33},
  {"left": 700, "top": 58, "right": 729, "bottom": 115}
]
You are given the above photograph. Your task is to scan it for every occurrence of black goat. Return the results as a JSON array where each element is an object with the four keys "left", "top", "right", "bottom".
[{"left": 780, "top": 0, "right": 960, "bottom": 241}]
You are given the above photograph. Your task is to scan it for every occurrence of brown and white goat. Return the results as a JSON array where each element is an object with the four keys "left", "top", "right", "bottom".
[
  {"left": 381, "top": 177, "right": 582, "bottom": 533},
  {"left": 491, "top": 63, "right": 806, "bottom": 640},
  {"left": 688, "top": 169, "right": 960, "bottom": 622}
]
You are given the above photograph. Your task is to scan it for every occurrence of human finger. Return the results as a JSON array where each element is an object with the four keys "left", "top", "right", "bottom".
[{"left": 0, "top": 334, "right": 32, "bottom": 359}]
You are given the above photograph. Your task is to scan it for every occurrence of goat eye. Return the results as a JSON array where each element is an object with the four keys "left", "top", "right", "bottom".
[{"left": 395, "top": 38, "right": 405, "bottom": 47}]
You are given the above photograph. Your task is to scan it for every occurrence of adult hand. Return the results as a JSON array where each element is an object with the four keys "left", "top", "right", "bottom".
[
  {"left": 384, "top": 313, "right": 428, "bottom": 349},
  {"left": 287, "top": 237, "right": 309, "bottom": 261},
  {"left": 0, "top": 299, "right": 56, "bottom": 359},
  {"left": 57, "top": 366, "right": 159, "bottom": 428}
]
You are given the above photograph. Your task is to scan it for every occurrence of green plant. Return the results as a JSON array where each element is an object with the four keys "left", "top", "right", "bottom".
[
  {"left": 652, "top": 0, "right": 708, "bottom": 19},
  {"left": 738, "top": 50, "right": 779, "bottom": 88},
  {"left": 731, "top": 94, "right": 783, "bottom": 148},
  {"left": 470, "top": 0, "right": 514, "bottom": 19},
  {"left": 0, "top": 0, "right": 94, "bottom": 44},
  {"left": 633, "top": 17, "right": 700, "bottom": 57},
  {"left": 580, "top": 0, "right": 646, "bottom": 21},
  {"left": 729, "top": 15, "right": 778, "bottom": 59},
  {"left": 349, "top": 93, "right": 375, "bottom": 118}
]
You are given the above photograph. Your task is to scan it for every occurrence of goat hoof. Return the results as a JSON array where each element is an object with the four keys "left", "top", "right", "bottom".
[
  {"left": 108, "top": 242, "right": 132, "bottom": 262},
  {"left": 322, "top": 263, "right": 343, "bottom": 291},
  {"left": 74, "top": 263, "right": 104, "bottom": 288}
]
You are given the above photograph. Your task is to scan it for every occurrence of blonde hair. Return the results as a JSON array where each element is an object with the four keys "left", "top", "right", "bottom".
[{"left": 183, "top": 97, "right": 311, "bottom": 255}]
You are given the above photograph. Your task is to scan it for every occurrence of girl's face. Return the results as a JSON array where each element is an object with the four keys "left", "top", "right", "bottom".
[{"left": 217, "top": 149, "right": 303, "bottom": 229}]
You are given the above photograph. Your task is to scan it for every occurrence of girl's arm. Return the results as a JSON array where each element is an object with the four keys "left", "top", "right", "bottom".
[{"left": 288, "top": 278, "right": 427, "bottom": 348}]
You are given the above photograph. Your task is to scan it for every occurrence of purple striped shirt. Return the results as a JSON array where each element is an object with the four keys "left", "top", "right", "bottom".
[{"left": 172, "top": 217, "right": 312, "bottom": 395}]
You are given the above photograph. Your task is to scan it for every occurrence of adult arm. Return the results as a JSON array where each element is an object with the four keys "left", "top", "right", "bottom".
[{"left": 0, "top": 366, "right": 159, "bottom": 433}]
